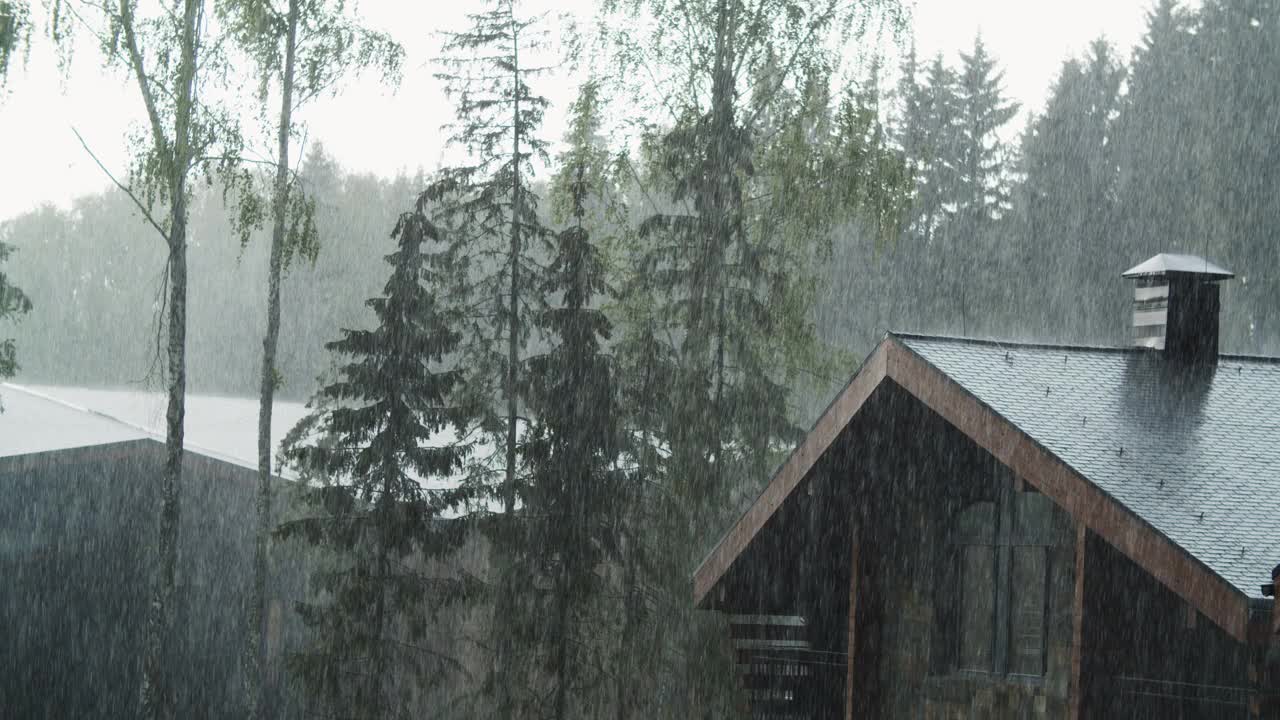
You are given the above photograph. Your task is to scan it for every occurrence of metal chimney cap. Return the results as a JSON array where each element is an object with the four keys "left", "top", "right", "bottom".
[{"left": 1122, "top": 253, "right": 1234, "bottom": 280}]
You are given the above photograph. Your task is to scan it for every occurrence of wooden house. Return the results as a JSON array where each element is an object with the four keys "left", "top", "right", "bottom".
[{"left": 694, "top": 254, "right": 1280, "bottom": 719}]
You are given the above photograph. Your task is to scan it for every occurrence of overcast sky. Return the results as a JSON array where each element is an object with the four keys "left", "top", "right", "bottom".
[{"left": 0, "top": 0, "right": 1168, "bottom": 224}]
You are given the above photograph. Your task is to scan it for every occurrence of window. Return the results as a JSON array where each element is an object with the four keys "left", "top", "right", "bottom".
[
  {"left": 953, "top": 481, "right": 1053, "bottom": 678},
  {"left": 1009, "top": 546, "right": 1047, "bottom": 675},
  {"left": 959, "top": 543, "right": 996, "bottom": 671}
]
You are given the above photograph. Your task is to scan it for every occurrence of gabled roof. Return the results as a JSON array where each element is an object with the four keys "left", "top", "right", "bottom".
[
  {"left": 1121, "top": 253, "right": 1234, "bottom": 279},
  {"left": 695, "top": 333, "right": 1280, "bottom": 642}
]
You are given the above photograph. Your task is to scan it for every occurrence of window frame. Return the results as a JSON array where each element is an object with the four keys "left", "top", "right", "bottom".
[{"left": 952, "top": 475, "right": 1052, "bottom": 680}]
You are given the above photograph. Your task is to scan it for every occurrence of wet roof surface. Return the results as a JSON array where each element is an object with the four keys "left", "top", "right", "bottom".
[
  {"left": 898, "top": 333, "right": 1280, "bottom": 599},
  {"left": 0, "top": 384, "right": 308, "bottom": 471}
]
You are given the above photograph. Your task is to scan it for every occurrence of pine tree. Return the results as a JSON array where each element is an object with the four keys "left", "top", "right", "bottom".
[
  {"left": 434, "top": 3, "right": 553, "bottom": 714},
  {"left": 277, "top": 189, "right": 475, "bottom": 719}
]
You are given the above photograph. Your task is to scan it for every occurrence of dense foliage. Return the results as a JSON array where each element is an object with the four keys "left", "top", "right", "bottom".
[{"left": 277, "top": 189, "right": 476, "bottom": 719}]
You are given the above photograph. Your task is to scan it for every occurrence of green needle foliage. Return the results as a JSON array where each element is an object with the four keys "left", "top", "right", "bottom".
[
  {"left": 278, "top": 189, "right": 479, "bottom": 720},
  {"left": 517, "top": 81, "right": 624, "bottom": 720},
  {"left": 433, "top": 3, "right": 555, "bottom": 715}
]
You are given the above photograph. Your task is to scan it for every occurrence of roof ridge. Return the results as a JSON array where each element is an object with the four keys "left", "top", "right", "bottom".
[
  {"left": 2, "top": 382, "right": 161, "bottom": 440},
  {"left": 889, "top": 331, "right": 1280, "bottom": 364},
  {"left": 888, "top": 331, "right": 1138, "bottom": 354}
]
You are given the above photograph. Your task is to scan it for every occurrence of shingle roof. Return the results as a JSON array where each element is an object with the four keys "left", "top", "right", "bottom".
[{"left": 897, "top": 333, "right": 1280, "bottom": 600}]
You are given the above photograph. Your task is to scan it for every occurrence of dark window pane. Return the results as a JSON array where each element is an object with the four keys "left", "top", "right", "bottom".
[
  {"left": 1009, "top": 546, "right": 1047, "bottom": 676},
  {"left": 1014, "top": 490, "right": 1054, "bottom": 545},
  {"left": 955, "top": 501, "right": 996, "bottom": 545},
  {"left": 959, "top": 544, "right": 995, "bottom": 672}
]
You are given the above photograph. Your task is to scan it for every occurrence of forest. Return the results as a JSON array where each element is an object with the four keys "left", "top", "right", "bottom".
[{"left": 1, "top": 0, "right": 1280, "bottom": 718}]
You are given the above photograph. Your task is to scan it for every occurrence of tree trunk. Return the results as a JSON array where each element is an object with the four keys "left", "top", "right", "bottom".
[
  {"left": 139, "top": 1, "right": 199, "bottom": 717},
  {"left": 552, "top": 566, "right": 571, "bottom": 720},
  {"left": 615, "top": 522, "right": 642, "bottom": 720},
  {"left": 246, "top": 1, "right": 299, "bottom": 716}
]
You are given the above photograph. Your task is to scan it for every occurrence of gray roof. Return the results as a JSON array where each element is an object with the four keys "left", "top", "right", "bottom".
[
  {"left": 1121, "top": 253, "right": 1234, "bottom": 279},
  {"left": 897, "top": 333, "right": 1280, "bottom": 600},
  {"left": 0, "top": 383, "right": 308, "bottom": 472}
]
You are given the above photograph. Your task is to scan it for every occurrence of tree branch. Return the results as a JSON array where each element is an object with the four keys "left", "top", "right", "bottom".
[
  {"left": 71, "top": 126, "right": 170, "bottom": 243},
  {"left": 117, "top": 0, "right": 170, "bottom": 157}
]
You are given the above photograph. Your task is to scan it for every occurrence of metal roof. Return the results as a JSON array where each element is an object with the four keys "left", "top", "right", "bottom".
[
  {"left": 897, "top": 333, "right": 1280, "bottom": 599},
  {"left": 0, "top": 385, "right": 502, "bottom": 513},
  {"left": 0, "top": 383, "right": 308, "bottom": 471},
  {"left": 1121, "top": 253, "right": 1234, "bottom": 279}
]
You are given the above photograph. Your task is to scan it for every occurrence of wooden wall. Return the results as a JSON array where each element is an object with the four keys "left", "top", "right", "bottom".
[
  {"left": 844, "top": 384, "right": 1077, "bottom": 719},
  {"left": 1079, "top": 531, "right": 1249, "bottom": 719}
]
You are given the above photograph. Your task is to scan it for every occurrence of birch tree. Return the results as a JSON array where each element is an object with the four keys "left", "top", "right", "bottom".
[
  {"left": 601, "top": 0, "right": 908, "bottom": 714},
  {"left": 214, "top": 1, "right": 402, "bottom": 714},
  {"left": 0, "top": 0, "right": 29, "bottom": 84},
  {"left": 46, "top": 0, "right": 245, "bottom": 715},
  {"left": 0, "top": 230, "right": 31, "bottom": 404}
]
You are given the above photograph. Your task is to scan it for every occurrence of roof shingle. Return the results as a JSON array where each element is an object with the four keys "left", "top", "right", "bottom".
[{"left": 897, "top": 333, "right": 1280, "bottom": 599}]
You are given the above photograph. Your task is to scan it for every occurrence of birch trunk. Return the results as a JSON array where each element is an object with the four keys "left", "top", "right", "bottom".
[
  {"left": 138, "top": 0, "right": 199, "bottom": 716},
  {"left": 245, "top": 0, "right": 299, "bottom": 715}
]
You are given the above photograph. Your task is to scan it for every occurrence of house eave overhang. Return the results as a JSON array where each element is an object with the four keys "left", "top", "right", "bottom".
[{"left": 693, "top": 334, "right": 1251, "bottom": 642}]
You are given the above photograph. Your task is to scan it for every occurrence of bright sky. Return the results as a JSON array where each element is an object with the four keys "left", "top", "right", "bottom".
[{"left": 0, "top": 0, "right": 1167, "bottom": 224}]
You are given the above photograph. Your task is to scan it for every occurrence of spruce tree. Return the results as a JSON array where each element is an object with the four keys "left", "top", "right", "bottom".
[
  {"left": 1013, "top": 41, "right": 1124, "bottom": 341},
  {"left": 277, "top": 189, "right": 474, "bottom": 719},
  {"left": 1113, "top": 0, "right": 1200, "bottom": 257},
  {"left": 914, "top": 53, "right": 960, "bottom": 250},
  {"left": 950, "top": 35, "right": 1018, "bottom": 334},
  {"left": 434, "top": 3, "right": 553, "bottom": 714},
  {"left": 519, "top": 83, "right": 623, "bottom": 719}
]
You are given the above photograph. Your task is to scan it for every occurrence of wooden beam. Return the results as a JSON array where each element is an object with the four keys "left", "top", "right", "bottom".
[
  {"left": 692, "top": 342, "right": 888, "bottom": 607},
  {"left": 1068, "top": 523, "right": 1086, "bottom": 720},
  {"left": 845, "top": 524, "right": 860, "bottom": 720}
]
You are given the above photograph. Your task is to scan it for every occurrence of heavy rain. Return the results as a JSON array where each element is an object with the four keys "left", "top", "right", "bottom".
[{"left": 1, "top": 0, "right": 1278, "bottom": 718}]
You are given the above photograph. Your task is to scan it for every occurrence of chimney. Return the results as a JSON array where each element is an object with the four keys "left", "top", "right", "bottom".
[{"left": 1122, "top": 253, "right": 1233, "bottom": 364}]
